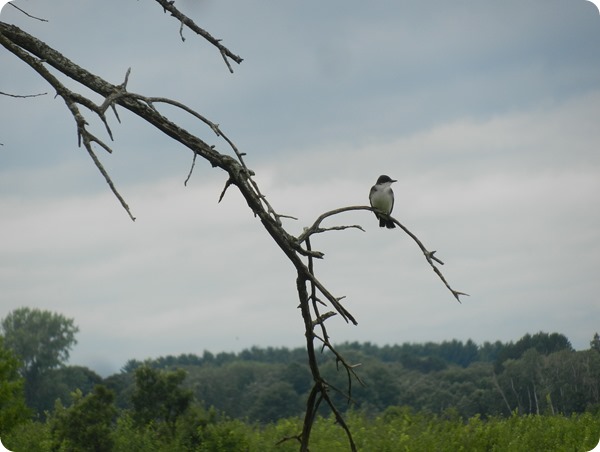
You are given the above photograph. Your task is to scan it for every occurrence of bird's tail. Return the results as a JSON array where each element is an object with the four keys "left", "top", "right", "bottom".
[{"left": 378, "top": 215, "right": 396, "bottom": 229}]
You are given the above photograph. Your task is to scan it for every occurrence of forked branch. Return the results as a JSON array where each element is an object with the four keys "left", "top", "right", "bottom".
[
  {"left": 0, "top": 29, "right": 134, "bottom": 221},
  {"left": 288, "top": 203, "right": 467, "bottom": 450},
  {"left": 299, "top": 205, "right": 468, "bottom": 303}
]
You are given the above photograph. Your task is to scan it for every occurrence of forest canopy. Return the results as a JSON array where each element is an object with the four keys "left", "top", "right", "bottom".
[{"left": 2, "top": 313, "right": 598, "bottom": 423}]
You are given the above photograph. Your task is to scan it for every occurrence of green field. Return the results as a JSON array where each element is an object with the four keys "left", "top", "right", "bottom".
[{"left": 5, "top": 408, "right": 600, "bottom": 452}]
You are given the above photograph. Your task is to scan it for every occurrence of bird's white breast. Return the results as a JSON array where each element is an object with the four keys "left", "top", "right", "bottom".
[{"left": 370, "top": 185, "right": 393, "bottom": 214}]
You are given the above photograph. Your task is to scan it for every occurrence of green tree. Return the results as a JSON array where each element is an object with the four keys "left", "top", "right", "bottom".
[
  {"left": 591, "top": 333, "right": 600, "bottom": 353},
  {"left": 30, "top": 365, "right": 104, "bottom": 415},
  {"left": 1, "top": 307, "right": 79, "bottom": 411},
  {"left": 495, "top": 332, "right": 572, "bottom": 372},
  {"left": 50, "top": 385, "right": 116, "bottom": 452},
  {"left": 131, "top": 365, "right": 193, "bottom": 436},
  {"left": 0, "top": 336, "right": 31, "bottom": 436},
  {"left": 245, "top": 380, "right": 302, "bottom": 423}
]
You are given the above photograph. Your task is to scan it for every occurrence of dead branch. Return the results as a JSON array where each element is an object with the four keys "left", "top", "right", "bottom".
[
  {"left": 1, "top": 17, "right": 467, "bottom": 451},
  {"left": 297, "top": 273, "right": 358, "bottom": 452},
  {"left": 0, "top": 20, "right": 354, "bottom": 319},
  {"left": 0, "top": 90, "right": 47, "bottom": 98},
  {"left": 0, "top": 29, "right": 135, "bottom": 220},
  {"left": 290, "top": 202, "right": 467, "bottom": 448},
  {"left": 299, "top": 204, "right": 468, "bottom": 303},
  {"left": 1, "top": 22, "right": 363, "bottom": 447},
  {"left": 291, "top": 235, "right": 365, "bottom": 450},
  {"left": 7, "top": 2, "right": 48, "bottom": 22},
  {"left": 152, "top": 0, "right": 243, "bottom": 73},
  {"left": 99, "top": 81, "right": 295, "bottom": 226},
  {"left": 184, "top": 152, "right": 198, "bottom": 186}
]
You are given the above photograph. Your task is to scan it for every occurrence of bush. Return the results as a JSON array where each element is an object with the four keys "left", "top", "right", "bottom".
[{"left": 49, "top": 385, "right": 116, "bottom": 452}]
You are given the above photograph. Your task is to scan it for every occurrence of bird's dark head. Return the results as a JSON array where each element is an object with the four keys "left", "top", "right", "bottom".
[{"left": 376, "top": 175, "right": 397, "bottom": 184}]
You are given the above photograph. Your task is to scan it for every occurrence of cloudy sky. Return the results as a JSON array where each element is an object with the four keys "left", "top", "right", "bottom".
[{"left": 1, "top": 0, "right": 600, "bottom": 376}]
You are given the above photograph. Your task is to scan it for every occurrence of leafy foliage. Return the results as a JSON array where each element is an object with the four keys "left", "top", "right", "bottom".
[
  {"left": 494, "top": 332, "right": 573, "bottom": 372},
  {"left": 3, "top": 321, "right": 599, "bottom": 427},
  {"left": 4, "top": 409, "right": 600, "bottom": 451},
  {"left": 0, "top": 336, "right": 30, "bottom": 436},
  {"left": 2, "top": 327, "right": 600, "bottom": 450},
  {"left": 1, "top": 308, "right": 79, "bottom": 377},
  {"left": 1, "top": 307, "right": 79, "bottom": 412},
  {"left": 49, "top": 385, "right": 116, "bottom": 452},
  {"left": 131, "top": 364, "right": 193, "bottom": 436},
  {"left": 109, "top": 332, "right": 598, "bottom": 422}
]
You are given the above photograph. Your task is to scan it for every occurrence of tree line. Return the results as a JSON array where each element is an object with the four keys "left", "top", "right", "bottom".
[
  {"left": 1, "top": 308, "right": 600, "bottom": 423},
  {"left": 113, "top": 334, "right": 598, "bottom": 421}
]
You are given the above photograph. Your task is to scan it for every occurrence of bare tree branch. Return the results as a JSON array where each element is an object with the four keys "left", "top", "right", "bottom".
[
  {"left": 299, "top": 205, "right": 468, "bottom": 303},
  {"left": 0, "top": 28, "right": 135, "bottom": 221},
  {"left": 184, "top": 152, "right": 198, "bottom": 186},
  {"left": 152, "top": 0, "right": 243, "bottom": 73},
  {"left": 8, "top": 2, "right": 48, "bottom": 22},
  {"left": 0, "top": 90, "right": 47, "bottom": 98},
  {"left": 296, "top": 272, "right": 358, "bottom": 452}
]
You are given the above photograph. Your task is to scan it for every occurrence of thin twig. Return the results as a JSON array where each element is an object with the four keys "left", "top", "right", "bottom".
[
  {"left": 218, "top": 177, "right": 234, "bottom": 203},
  {"left": 84, "top": 145, "right": 136, "bottom": 222},
  {"left": 0, "top": 90, "right": 47, "bottom": 98},
  {"left": 8, "top": 2, "right": 48, "bottom": 22},
  {"left": 184, "top": 152, "right": 197, "bottom": 186}
]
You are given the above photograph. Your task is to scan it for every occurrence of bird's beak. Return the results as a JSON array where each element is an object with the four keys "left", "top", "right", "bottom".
[{"left": 391, "top": 179, "right": 397, "bottom": 183}]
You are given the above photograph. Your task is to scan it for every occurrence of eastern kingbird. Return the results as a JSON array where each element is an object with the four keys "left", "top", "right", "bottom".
[{"left": 369, "top": 175, "right": 397, "bottom": 229}]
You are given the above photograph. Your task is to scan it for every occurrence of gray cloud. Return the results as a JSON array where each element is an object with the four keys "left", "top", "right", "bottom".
[{"left": 1, "top": 0, "right": 600, "bottom": 375}]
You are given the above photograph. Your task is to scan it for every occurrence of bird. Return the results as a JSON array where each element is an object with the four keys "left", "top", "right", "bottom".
[{"left": 369, "top": 175, "right": 397, "bottom": 228}]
